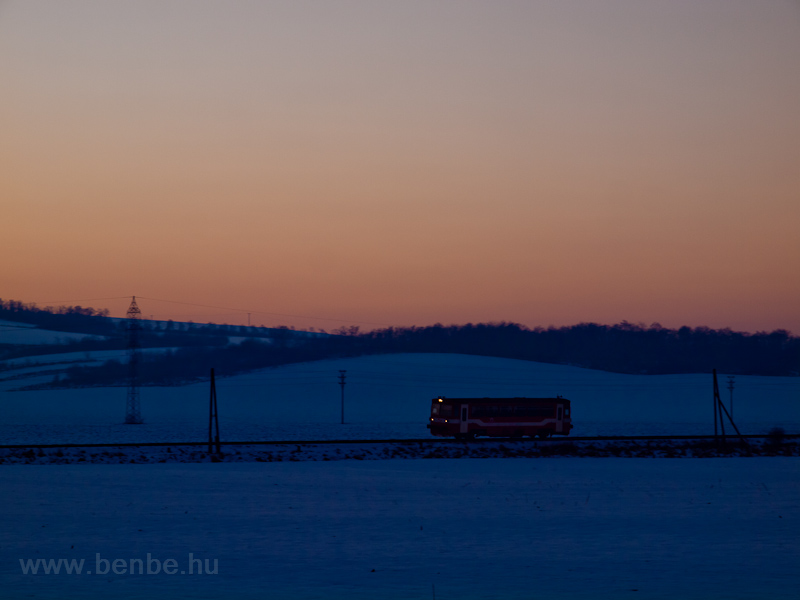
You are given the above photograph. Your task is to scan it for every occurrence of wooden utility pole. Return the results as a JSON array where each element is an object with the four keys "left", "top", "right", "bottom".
[
  {"left": 338, "top": 370, "right": 347, "bottom": 424},
  {"left": 717, "top": 370, "right": 727, "bottom": 444},
  {"left": 727, "top": 375, "right": 735, "bottom": 420},
  {"left": 209, "top": 368, "right": 221, "bottom": 454},
  {"left": 713, "top": 368, "right": 718, "bottom": 439},
  {"left": 713, "top": 369, "right": 747, "bottom": 447}
]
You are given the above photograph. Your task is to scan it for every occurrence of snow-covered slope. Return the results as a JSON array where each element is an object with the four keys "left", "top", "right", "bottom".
[
  {"left": 1, "top": 353, "right": 797, "bottom": 444},
  {"left": 0, "top": 320, "right": 102, "bottom": 345}
]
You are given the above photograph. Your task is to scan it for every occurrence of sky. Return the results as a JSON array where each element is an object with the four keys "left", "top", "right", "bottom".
[{"left": 1, "top": 0, "right": 799, "bottom": 333}]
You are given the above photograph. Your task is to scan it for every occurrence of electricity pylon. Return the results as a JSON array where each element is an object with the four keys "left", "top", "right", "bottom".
[{"left": 125, "top": 296, "right": 144, "bottom": 424}]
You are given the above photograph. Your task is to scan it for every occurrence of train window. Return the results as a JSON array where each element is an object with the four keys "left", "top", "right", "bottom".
[
  {"left": 472, "top": 405, "right": 556, "bottom": 418},
  {"left": 431, "top": 404, "right": 439, "bottom": 415},
  {"left": 557, "top": 407, "right": 563, "bottom": 420},
  {"left": 512, "top": 406, "right": 555, "bottom": 417},
  {"left": 440, "top": 405, "right": 454, "bottom": 418},
  {"left": 565, "top": 407, "right": 570, "bottom": 417}
]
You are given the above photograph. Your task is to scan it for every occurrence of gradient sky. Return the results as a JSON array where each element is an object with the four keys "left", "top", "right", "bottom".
[{"left": 2, "top": 1, "right": 799, "bottom": 332}]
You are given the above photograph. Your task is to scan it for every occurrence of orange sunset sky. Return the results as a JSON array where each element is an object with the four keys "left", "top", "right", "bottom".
[{"left": 1, "top": 1, "right": 799, "bottom": 333}]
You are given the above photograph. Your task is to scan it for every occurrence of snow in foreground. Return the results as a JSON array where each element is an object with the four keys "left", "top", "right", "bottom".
[
  {"left": 1, "top": 458, "right": 798, "bottom": 600},
  {"left": 2, "top": 437, "right": 798, "bottom": 464}
]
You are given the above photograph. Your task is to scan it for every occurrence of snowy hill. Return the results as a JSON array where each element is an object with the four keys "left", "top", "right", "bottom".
[
  {"left": 0, "top": 320, "right": 103, "bottom": 345},
  {"left": 1, "top": 353, "right": 797, "bottom": 445}
]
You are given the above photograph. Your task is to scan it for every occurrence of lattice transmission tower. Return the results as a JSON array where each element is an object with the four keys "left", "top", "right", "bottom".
[{"left": 125, "top": 296, "right": 144, "bottom": 424}]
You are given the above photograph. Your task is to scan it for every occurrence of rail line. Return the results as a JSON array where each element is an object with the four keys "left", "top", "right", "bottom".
[{"left": 0, "top": 433, "right": 796, "bottom": 450}]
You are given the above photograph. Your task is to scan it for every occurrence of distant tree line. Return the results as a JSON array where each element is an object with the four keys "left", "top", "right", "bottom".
[
  {"left": 352, "top": 322, "right": 799, "bottom": 376},
  {"left": 5, "top": 300, "right": 797, "bottom": 385},
  {"left": 0, "top": 299, "right": 288, "bottom": 361},
  {"left": 0, "top": 298, "right": 113, "bottom": 335},
  {"left": 28, "top": 320, "right": 799, "bottom": 390}
]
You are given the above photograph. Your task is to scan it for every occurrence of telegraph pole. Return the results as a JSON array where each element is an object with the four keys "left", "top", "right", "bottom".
[
  {"left": 208, "top": 368, "right": 221, "bottom": 455},
  {"left": 713, "top": 369, "right": 748, "bottom": 448},
  {"left": 713, "top": 369, "right": 726, "bottom": 444},
  {"left": 727, "top": 376, "right": 735, "bottom": 420},
  {"left": 125, "top": 296, "right": 144, "bottom": 424},
  {"left": 713, "top": 370, "right": 718, "bottom": 438},
  {"left": 338, "top": 370, "right": 347, "bottom": 424}
]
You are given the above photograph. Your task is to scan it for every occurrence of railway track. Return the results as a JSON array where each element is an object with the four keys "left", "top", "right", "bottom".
[{"left": 1, "top": 433, "right": 796, "bottom": 450}]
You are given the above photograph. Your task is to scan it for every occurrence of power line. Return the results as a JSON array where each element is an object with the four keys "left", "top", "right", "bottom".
[
  {"left": 136, "top": 296, "right": 392, "bottom": 327},
  {"left": 7, "top": 295, "right": 391, "bottom": 328},
  {"left": 29, "top": 296, "right": 131, "bottom": 305}
]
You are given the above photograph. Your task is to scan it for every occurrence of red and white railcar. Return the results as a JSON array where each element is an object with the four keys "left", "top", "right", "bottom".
[{"left": 427, "top": 396, "right": 572, "bottom": 439}]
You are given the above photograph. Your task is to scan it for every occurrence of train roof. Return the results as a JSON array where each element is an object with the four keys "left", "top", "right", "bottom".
[{"left": 433, "top": 397, "right": 569, "bottom": 403}]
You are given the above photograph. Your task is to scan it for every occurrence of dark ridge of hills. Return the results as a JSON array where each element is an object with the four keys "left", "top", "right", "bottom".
[
  {"left": 0, "top": 298, "right": 311, "bottom": 361},
  {"left": 2, "top": 299, "right": 798, "bottom": 387},
  {"left": 0, "top": 299, "right": 115, "bottom": 335},
  {"left": 354, "top": 322, "right": 799, "bottom": 377}
]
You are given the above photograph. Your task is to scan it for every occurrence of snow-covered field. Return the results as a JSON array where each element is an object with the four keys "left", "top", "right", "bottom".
[
  {"left": 1, "top": 353, "right": 798, "bottom": 444},
  {"left": 1, "top": 437, "right": 797, "bottom": 465},
  {"left": 2, "top": 353, "right": 798, "bottom": 598},
  {"left": 1, "top": 458, "right": 798, "bottom": 599},
  {"left": 0, "top": 320, "right": 103, "bottom": 345}
]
